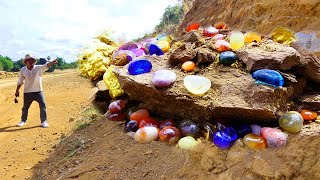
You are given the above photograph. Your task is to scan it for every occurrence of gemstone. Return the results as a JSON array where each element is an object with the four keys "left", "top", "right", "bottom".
[
  {"left": 213, "top": 34, "right": 224, "bottom": 40},
  {"left": 184, "top": 75, "right": 211, "bottom": 95},
  {"left": 178, "top": 136, "right": 198, "bottom": 150},
  {"left": 130, "top": 109, "right": 149, "bottom": 124},
  {"left": 178, "top": 120, "right": 200, "bottom": 138},
  {"left": 219, "top": 51, "right": 238, "bottom": 65},
  {"left": 105, "top": 112, "right": 126, "bottom": 122},
  {"left": 182, "top": 61, "right": 196, "bottom": 72},
  {"left": 125, "top": 106, "right": 141, "bottom": 120},
  {"left": 134, "top": 126, "right": 159, "bottom": 143},
  {"left": 215, "top": 40, "right": 231, "bottom": 52},
  {"left": 212, "top": 127, "right": 238, "bottom": 149},
  {"left": 159, "top": 36, "right": 172, "bottom": 43},
  {"left": 300, "top": 110, "right": 318, "bottom": 121},
  {"left": 203, "top": 26, "right": 219, "bottom": 37},
  {"left": 250, "top": 124, "right": 262, "bottom": 136},
  {"left": 186, "top": 23, "right": 200, "bottom": 32},
  {"left": 252, "top": 69, "right": 284, "bottom": 87},
  {"left": 214, "top": 22, "right": 228, "bottom": 30},
  {"left": 279, "top": 111, "right": 304, "bottom": 133},
  {"left": 149, "top": 44, "right": 164, "bottom": 56},
  {"left": 159, "top": 126, "right": 181, "bottom": 144},
  {"left": 139, "top": 117, "right": 160, "bottom": 128},
  {"left": 233, "top": 124, "right": 252, "bottom": 138},
  {"left": 200, "top": 122, "right": 216, "bottom": 140},
  {"left": 159, "top": 119, "right": 175, "bottom": 129},
  {"left": 131, "top": 48, "right": 146, "bottom": 57},
  {"left": 119, "top": 42, "right": 138, "bottom": 51},
  {"left": 108, "top": 100, "right": 126, "bottom": 114},
  {"left": 157, "top": 41, "right": 170, "bottom": 53},
  {"left": 126, "top": 120, "right": 139, "bottom": 132},
  {"left": 271, "top": 27, "right": 295, "bottom": 45},
  {"left": 128, "top": 59, "right": 152, "bottom": 75},
  {"left": 260, "top": 127, "right": 288, "bottom": 148},
  {"left": 230, "top": 31, "right": 245, "bottom": 50},
  {"left": 243, "top": 133, "right": 267, "bottom": 150},
  {"left": 112, "top": 50, "right": 136, "bottom": 66},
  {"left": 244, "top": 32, "right": 262, "bottom": 43},
  {"left": 152, "top": 70, "right": 177, "bottom": 88}
]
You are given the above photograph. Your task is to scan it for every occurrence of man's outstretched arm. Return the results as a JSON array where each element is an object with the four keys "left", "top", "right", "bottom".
[{"left": 47, "top": 59, "right": 58, "bottom": 68}]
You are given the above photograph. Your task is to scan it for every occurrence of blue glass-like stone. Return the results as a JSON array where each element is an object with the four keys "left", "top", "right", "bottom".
[
  {"left": 149, "top": 44, "right": 164, "bottom": 56},
  {"left": 128, "top": 59, "right": 152, "bottom": 75},
  {"left": 219, "top": 51, "right": 238, "bottom": 65},
  {"left": 233, "top": 124, "right": 252, "bottom": 138},
  {"left": 212, "top": 127, "right": 238, "bottom": 149},
  {"left": 252, "top": 69, "right": 284, "bottom": 87}
]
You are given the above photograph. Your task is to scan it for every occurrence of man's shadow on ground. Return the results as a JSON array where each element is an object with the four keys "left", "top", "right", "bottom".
[{"left": 0, "top": 125, "right": 41, "bottom": 132}]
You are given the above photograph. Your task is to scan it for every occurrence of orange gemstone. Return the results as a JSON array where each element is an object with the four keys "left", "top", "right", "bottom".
[
  {"left": 130, "top": 109, "right": 149, "bottom": 124},
  {"left": 243, "top": 133, "right": 267, "bottom": 150},
  {"left": 182, "top": 61, "right": 196, "bottom": 72},
  {"left": 215, "top": 40, "right": 231, "bottom": 52},
  {"left": 159, "top": 126, "right": 181, "bottom": 144},
  {"left": 186, "top": 23, "right": 200, "bottom": 32},
  {"left": 214, "top": 22, "right": 228, "bottom": 30},
  {"left": 300, "top": 110, "right": 318, "bottom": 121}
]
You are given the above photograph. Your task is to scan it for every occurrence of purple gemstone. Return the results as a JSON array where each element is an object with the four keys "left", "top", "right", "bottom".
[
  {"left": 152, "top": 70, "right": 177, "bottom": 88},
  {"left": 131, "top": 48, "right": 146, "bottom": 57},
  {"left": 119, "top": 42, "right": 138, "bottom": 51}
]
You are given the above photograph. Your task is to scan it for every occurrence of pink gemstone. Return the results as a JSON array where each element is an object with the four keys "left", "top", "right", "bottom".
[
  {"left": 261, "top": 127, "right": 288, "bottom": 148},
  {"left": 152, "top": 69, "right": 177, "bottom": 88},
  {"left": 213, "top": 34, "right": 225, "bottom": 40}
]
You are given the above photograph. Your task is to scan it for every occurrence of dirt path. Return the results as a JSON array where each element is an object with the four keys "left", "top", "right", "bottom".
[{"left": 0, "top": 70, "right": 93, "bottom": 179}]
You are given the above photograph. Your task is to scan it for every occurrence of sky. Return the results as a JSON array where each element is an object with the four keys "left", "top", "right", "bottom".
[{"left": 0, "top": 0, "right": 179, "bottom": 62}]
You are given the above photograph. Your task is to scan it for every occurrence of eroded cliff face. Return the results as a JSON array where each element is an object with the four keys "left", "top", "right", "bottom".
[{"left": 181, "top": 0, "right": 320, "bottom": 35}]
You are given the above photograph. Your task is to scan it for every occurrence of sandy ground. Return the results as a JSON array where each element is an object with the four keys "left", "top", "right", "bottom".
[{"left": 0, "top": 70, "right": 93, "bottom": 179}]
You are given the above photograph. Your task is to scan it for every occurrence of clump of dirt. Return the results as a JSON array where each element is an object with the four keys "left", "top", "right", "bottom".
[{"left": 32, "top": 108, "right": 188, "bottom": 179}]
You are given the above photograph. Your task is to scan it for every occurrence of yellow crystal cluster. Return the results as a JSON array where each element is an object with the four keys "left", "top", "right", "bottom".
[
  {"left": 271, "top": 27, "right": 296, "bottom": 45},
  {"left": 77, "top": 31, "right": 118, "bottom": 80},
  {"left": 103, "top": 66, "right": 124, "bottom": 99}
]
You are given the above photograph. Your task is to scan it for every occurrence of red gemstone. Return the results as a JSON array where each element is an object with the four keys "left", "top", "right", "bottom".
[
  {"left": 159, "top": 126, "right": 181, "bottom": 144},
  {"left": 186, "top": 23, "right": 200, "bottom": 32},
  {"left": 130, "top": 109, "right": 149, "bottom": 124},
  {"left": 139, "top": 117, "right": 160, "bottom": 128}
]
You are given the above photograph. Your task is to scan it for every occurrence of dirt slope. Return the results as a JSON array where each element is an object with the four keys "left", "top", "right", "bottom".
[
  {"left": 0, "top": 71, "right": 93, "bottom": 179},
  {"left": 180, "top": 0, "right": 320, "bottom": 35}
]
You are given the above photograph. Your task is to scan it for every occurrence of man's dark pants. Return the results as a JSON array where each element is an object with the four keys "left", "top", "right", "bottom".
[{"left": 21, "top": 91, "right": 47, "bottom": 122}]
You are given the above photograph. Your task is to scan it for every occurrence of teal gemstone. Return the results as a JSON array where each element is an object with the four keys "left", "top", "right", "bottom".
[
  {"left": 219, "top": 51, "right": 238, "bottom": 65},
  {"left": 128, "top": 59, "right": 152, "bottom": 75}
]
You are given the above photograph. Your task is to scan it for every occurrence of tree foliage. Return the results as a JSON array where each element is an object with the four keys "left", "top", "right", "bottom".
[
  {"left": 0, "top": 55, "right": 14, "bottom": 71},
  {"left": 0, "top": 55, "right": 77, "bottom": 72},
  {"left": 155, "top": 5, "right": 184, "bottom": 31}
]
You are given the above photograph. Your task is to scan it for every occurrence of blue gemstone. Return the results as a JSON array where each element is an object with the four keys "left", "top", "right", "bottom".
[
  {"left": 212, "top": 127, "right": 238, "bottom": 149},
  {"left": 233, "top": 124, "right": 252, "bottom": 138},
  {"left": 149, "top": 44, "right": 164, "bottom": 56},
  {"left": 126, "top": 120, "right": 139, "bottom": 132},
  {"left": 219, "top": 51, "right": 238, "bottom": 65},
  {"left": 252, "top": 69, "right": 284, "bottom": 87},
  {"left": 128, "top": 59, "right": 152, "bottom": 75}
]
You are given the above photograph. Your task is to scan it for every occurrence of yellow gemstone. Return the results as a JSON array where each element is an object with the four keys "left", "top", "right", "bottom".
[
  {"left": 230, "top": 31, "right": 245, "bottom": 50},
  {"left": 244, "top": 32, "right": 262, "bottom": 43},
  {"left": 271, "top": 27, "right": 295, "bottom": 45},
  {"left": 184, "top": 75, "right": 211, "bottom": 95},
  {"left": 157, "top": 41, "right": 170, "bottom": 53},
  {"left": 243, "top": 133, "right": 267, "bottom": 150}
]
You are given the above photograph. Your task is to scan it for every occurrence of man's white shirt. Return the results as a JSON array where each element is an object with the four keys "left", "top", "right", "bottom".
[{"left": 17, "top": 63, "right": 49, "bottom": 93}]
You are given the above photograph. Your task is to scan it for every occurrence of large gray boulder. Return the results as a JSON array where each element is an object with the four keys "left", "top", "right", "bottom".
[{"left": 114, "top": 56, "right": 295, "bottom": 123}]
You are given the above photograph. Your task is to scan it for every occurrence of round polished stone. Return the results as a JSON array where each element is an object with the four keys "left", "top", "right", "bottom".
[
  {"left": 152, "top": 69, "right": 177, "bottom": 88},
  {"left": 128, "top": 59, "right": 152, "bottom": 75},
  {"left": 184, "top": 75, "right": 211, "bottom": 95}
]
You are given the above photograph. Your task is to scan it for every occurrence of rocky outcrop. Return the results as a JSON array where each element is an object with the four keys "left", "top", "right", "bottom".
[
  {"left": 197, "top": 48, "right": 217, "bottom": 65},
  {"left": 291, "top": 42, "right": 320, "bottom": 83},
  {"left": 168, "top": 43, "right": 197, "bottom": 64},
  {"left": 180, "top": 0, "right": 320, "bottom": 36},
  {"left": 236, "top": 40, "right": 301, "bottom": 72},
  {"left": 299, "top": 94, "right": 320, "bottom": 111},
  {"left": 114, "top": 56, "right": 294, "bottom": 123}
]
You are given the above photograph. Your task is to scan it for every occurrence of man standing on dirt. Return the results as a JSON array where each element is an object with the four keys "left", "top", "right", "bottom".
[{"left": 15, "top": 54, "right": 58, "bottom": 128}]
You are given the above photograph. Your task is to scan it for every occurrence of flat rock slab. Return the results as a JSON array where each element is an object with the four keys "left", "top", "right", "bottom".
[
  {"left": 237, "top": 40, "right": 301, "bottom": 72},
  {"left": 114, "top": 56, "right": 292, "bottom": 123}
]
